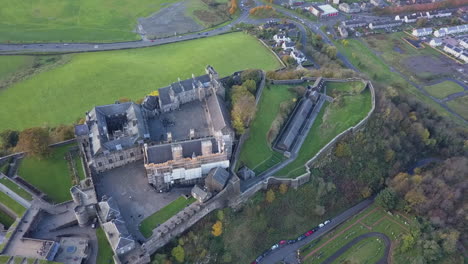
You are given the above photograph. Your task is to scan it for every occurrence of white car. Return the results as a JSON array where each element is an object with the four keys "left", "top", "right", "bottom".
[
  {"left": 324, "top": 220, "right": 331, "bottom": 225},
  {"left": 271, "top": 244, "right": 279, "bottom": 250},
  {"left": 318, "top": 223, "right": 324, "bottom": 228}
]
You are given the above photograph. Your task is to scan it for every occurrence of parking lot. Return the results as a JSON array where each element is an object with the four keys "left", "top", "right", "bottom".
[{"left": 94, "top": 161, "right": 191, "bottom": 241}]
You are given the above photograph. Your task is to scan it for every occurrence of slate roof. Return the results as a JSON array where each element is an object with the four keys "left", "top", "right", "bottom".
[
  {"left": 98, "top": 197, "right": 121, "bottom": 222},
  {"left": 142, "top": 95, "right": 159, "bottom": 111},
  {"left": 75, "top": 124, "right": 89, "bottom": 136},
  {"left": 158, "top": 87, "right": 173, "bottom": 106},
  {"left": 87, "top": 102, "right": 148, "bottom": 155},
  {"left": 276, "top": 98, "right": 314, "bottom": 151},
  {"left": 207, "top": 94, "right": 231, "bottom": 132},
  {"left": 208, "top": 167, "right": 229, "bottom": 188},
  {"left": 146, "top": 138, "right": 219, "bottom": 164},
  {"left": 192, "top": 185, "right": 211, "bottom": 201}
]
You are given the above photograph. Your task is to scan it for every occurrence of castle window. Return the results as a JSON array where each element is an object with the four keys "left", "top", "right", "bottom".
[
  {"left": 109, "top": 159, "right": 113, "bottom": 164},
  {"left": 120, "top": 156, "right": 124, "bottom": 161},
  {"left": 130, "top": 152, "right": 134, "bottom": 157}
]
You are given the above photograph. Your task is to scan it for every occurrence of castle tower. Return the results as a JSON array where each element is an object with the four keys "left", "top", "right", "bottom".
[{"left": 74, "top": 206, "right": 90, "bottom": 227}]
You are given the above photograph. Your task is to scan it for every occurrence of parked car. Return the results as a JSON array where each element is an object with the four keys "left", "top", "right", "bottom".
[
  {"left": 318, "top": 223, "right": 324, "bottom": 228},
  {"left": 312, "top": 227, "right": 319, "bottom": 232},
  {"left": 324, "top": 220, "right": 331, "bottom": 225},
  {"left": 305, "top": 230, "right": 314, "bottom": 236},
  {"left": 279, "top": 240, "right": 287, "bottom": 246},
  {"left": 271, "top": 244, "right": 279, "bottom": 250},
  {"left": 287, "top": 239, "right": 296, "bottom": 244},
  {"left": 255, "top": 255, "right": 263, "bottom": 263},
  {"left": 297, "top": 234, "right": 306, "bottom": 241}
]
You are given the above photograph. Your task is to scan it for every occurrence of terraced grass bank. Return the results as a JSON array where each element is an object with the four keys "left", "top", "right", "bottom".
[
  {"left": 0, "top": 177, "right": 33, "bottom": 201},
  {"left": 0, "top": 32, "right": 281, "bottom": 131},
  {"left": 275, "top": 81, "right": 372, "bottom": 178},
  {"left": 140, "top": 196, "right": 196, "bottom": 238},
  {"left": 238, "top": 84, "right": 298, "bottom": 174}
]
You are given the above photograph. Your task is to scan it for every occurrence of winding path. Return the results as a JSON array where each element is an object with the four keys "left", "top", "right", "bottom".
[{"left": 320, "top": 232, "right": 391, "bottom": 264}]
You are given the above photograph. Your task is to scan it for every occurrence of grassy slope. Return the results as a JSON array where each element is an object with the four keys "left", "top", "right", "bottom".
[
  {"left": 140, "top": 196, "right": 195, "bottom": 238},
  {"left": 0, "top": 33, "right": 281, "bottom": 131},
  {"left": 275, "top": 82, "right": 371, "bottom": 178},
  {"left": 0, "top": 0, "right": 181, "bottom": 43},
  {"left": 301, "top": 205, "right": 417, "bottom": 264},
  {"left": 74, "top": 154, "right": 86, "bottom": 180},
  {"left": 424, "top": 81, "right": 465, "bottom": 99},
  {"left": 0, "top": 56, "right": 33, "bottom": 81},
  {"left": 0, "top": 209, "right": 15, "bottom": 228},
  {"left": 335, "top": 39, "right": 463, "bottom": 125},
  {"left": 238, "top": 84, "right": 296, "bottom": 173},
  {"left": 447, "top": 95, "right": 468, "bottom": 120},
  {"left": 0, "top": 191, "right": 26, "bottom": 216},
  {"left": 18, "top": 144, "right": 75, "bottom": 203},
  {"left": 96, "top": 228, "right": 114, "bottom": 264},
  {"left": 0, "top": 177, "right": 33, "bottom": 201}
]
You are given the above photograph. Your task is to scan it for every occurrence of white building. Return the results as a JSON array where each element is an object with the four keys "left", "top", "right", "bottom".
[
  {"left": 459, "top": 37, "right": 468, "bottom": 49},
  {"left": 273, "top": 33, "right": 291, "bottom": 44},
  {"left": 412, "top": 27, "right": 433, "bottom": 37},
  {"left": 369, "top": 20, "right": 403, "bottom": 30},
  {"left": 434, "top": 24, "right": 468, "bottom": 37},
  {"left": 282, "top": 41, "right": 296, "bottom": 51},
  {"left": 443, "top": 44, "right": 463, "bottom": 57},
  {"left": 291, "top": 51, "right": 307, "bottom": 64},
  {"left": 339, "top": 3, "right": 360, "bottom": 13},
  {"left": 429, "top": 38, "right": 442, "bottom": 47},
  {"left": 307, "top": 4, "right": 339, "bottom": 17},
  {"left": 459, "top": 51, "right": 468, "bottom": 63}
]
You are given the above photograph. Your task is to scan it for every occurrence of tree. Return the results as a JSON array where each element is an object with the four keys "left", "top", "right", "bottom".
[
  {"left": 324, "top": 45, "right": 337, "bottom": 60},
  {"left": 314, "top": 205, "right": 326, "bottom": 216},
  {"left": 375, "top": 188, "right": 398, "bottom": 211},
  {"left": 265, "top": 189, "right": 275, "bottom": 203},
  {"left": 279, "top": 183, "right": 288, "bottom": 194},
  {"left": 0, "top": 130, "right": 19, "bottom": 149},
  {"left": 241, "top": 69, "right": 261, "bottom": 84},
  {"left": 400, "top": 234, "right": 416, "bottom": 252},
  {"left": 243, "top": 79, "right": 257, "bottom": 94},
  {"left": 232, "top": 114, "right": 245, "bottom": 135},
  {"left": 217, "top": 210, "right": 225, "bottom": 221},
  {"left": 416, "top": 18, "right": 428, "bottom": 27},
  {"left": 229, "top": 0, "right": 238, "bottom": 15},
  {"left": 16, "top": 127, "right": 50, "bottom": 158},
  {"left": 439, "top": 229, "right": 459, "bottom": 254},
  {"left": 171, "top": 245, "right": 185, "bottom": 263},
  {"left": 212, "top": 220, "right": 223, "bottom": 236},
  {"left": 118, "top": 97, "right": 131, "bottom": 103}
]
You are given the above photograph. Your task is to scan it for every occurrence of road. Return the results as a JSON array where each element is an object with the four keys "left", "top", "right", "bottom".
[
  {"left": 320, "top": 232, "right": 391, "bottom": 264},
  {"left": 259, "top": 198, "right": 374, "bottom": 264}
]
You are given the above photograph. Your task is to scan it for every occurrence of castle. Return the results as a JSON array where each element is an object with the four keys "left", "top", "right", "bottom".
[{"left": 75, "top": 66, "right": 233, "bottom": 191}]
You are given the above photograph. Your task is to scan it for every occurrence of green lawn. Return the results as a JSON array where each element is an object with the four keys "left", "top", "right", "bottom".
[
  {"left": 0, "top": 256, "right": 11, "bottom": 263},
  {"left": 301, "top": 205, "right": 417, "bottom": 264},
  {"left": 18, "top": 144, "right": 75, "bottom": 203},
  {"left": 96, "top": 228, "right": 114, "bottom": 264},
  {"left": 0, "top": 177, "right": 33, "bottom": 201},
  {"left": 74, "top": 154, "right": 86, "bottom": 180},
  {"left": 275, "top": 82, "right": 372, "bottom": 178},
  {"left": 238, "top": 84, "right": 297, "bottom": 174},
  {"left": 0, "top": 190, "right": 26, "bottom": 216},
  {"left": 0, "top": 32, "right": 281, "bottom": 131},
  {"left": 447, "top": 95, "right": 468, "bottom": 120},
  {"left": 424, "top": 81, "right": 465, "bottom": 99},
  {"left": 0, "top": 56, "right": 33, "bottom": 81},
  {"left": 140, "top": 196, "right": 196, "bottom": 238},
  {"left": 0, "top": 209, "right": 15, "bottom": 229}
]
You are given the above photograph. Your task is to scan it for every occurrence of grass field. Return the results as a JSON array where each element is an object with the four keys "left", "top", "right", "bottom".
[
  {"left": 0, "top": 56, "right": 33, "bottom": 81},
  {"left": 237, "top": 84, "right": 297, "bottom": 174},
  {"left": 333, "top": 237, "right": 385, "bottom": 264},
  {"left": 334, "top": 38, "right": 464, "bottom": 125},
  {"left": 18, "top": 144, "right": 75, "bottom": 203},
  {"left": 140, "top": 196, "right": 196, "bottom": 238},
  {"left": 0, "top": 177, "right": 33, "bottom": 201},
  {"left": 0, "top": 209, "right": 15, "bottom": 229},
  {"left": 301, "top": 205, "right": 416, "bottom": 264},
  {"left": 96, "top": 228, "right": 114, "bottom": 264},
  {"left": 0, "top": 32, "right": 281, "bottom": 131},
  {"left": 275, "top": 82, "right": 372, "bottom": 178},
  {"left": 0, "top": 0, "right": 180, "bottom": 43},
  {"left": 0, "top": 190, "right": 26, "bottom": 216},
  {"left": 447, "top": 95, "right": 468, "bottom": 120},
  {"left": 425, "top": 81, "right": 465, "bottom": 99}
]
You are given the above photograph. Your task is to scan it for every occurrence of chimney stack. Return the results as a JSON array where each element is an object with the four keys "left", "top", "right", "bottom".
[
  {"left": 167, "top": 132, "right": 172, "bottom": 143},
  {"left": 189, "top": 129, "right": 195, "bottom": 139},
  {"left": 171, "top": 144, "right": 183, "bottom": 160},
  {"left": 201, "top": 140, "right": 212, "bottom": 156}
]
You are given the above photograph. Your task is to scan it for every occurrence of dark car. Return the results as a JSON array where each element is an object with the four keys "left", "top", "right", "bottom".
[
  {"left": 305, "top": 230, "right": 314, "bottom": 236},
  {"left": 312, "top": 227, "right": 319, "bottom": 232},
  {"left": 255, "top": 255, "right": 264, "bottom": 262},
  {"left": 297, "top": 234, "right": 306, "bottom": 241},
  {"left": 287, "top": 239, "right": 297, "bottom": 244}
]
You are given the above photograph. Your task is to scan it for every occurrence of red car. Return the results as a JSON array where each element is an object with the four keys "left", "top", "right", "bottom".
[
  {"left": 305, "top": 230, "right": 314, "bottom": 236},
  {"left": 279, "top": 240, "right": 287, "bottom": 246}
]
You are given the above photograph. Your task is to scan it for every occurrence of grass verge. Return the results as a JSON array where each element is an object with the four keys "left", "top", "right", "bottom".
[
  {"left": 0, "top": 190, "right": 26, "bottom": 216},
  {"left": 0, "top": 177, "right": 33, "bottom": 201},
  {"left": 446, "top": 95, "right": 468, "bottom": 120},
  {"left": 140, "top": 196, "right": 196, "bottom": 238},
  {"left": 424, "top": 81, "right": 465, "bottom": 99},
  {"left": 96, "top": 227, "right": 114, "bottom": 264},
  {"left": 0, "top": 209, "right": 15, "bottom": 229}
]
